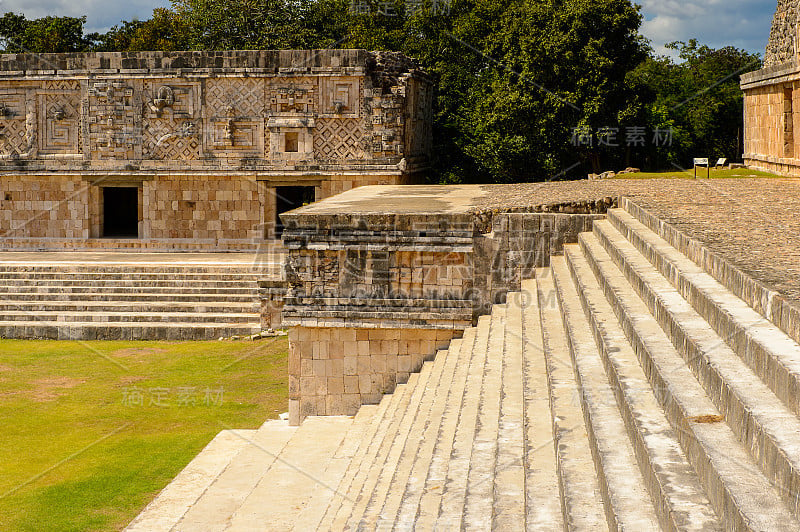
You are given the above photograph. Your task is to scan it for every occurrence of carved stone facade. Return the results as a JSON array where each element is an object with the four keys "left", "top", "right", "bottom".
[
  {"left": 280, "top": 185, "right": 611, "bottom": 423},
  {"left": 0, "top": 50, "right": 433, "bottom": 250},
  {"left": 765, "top": 0, "right": 800, "bottom": 67},
  {"left": 741, "top": 2, "right": 800, "bottom": 176}
]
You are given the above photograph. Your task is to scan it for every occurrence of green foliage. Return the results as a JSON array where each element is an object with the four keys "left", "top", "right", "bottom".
[
  {"left": 89, "top": 9, "right": 190, "bottom": 52},
  {"left": 171, "top": 0, "right": 346, "bottom": 50},
  {"left": 0, "top": 2, "right": 764, "bottom": 181},
  {"left": 0, "top": 12, "right": 91, "bottom": 53},
  {"left": 630, "top": 40, "right": 761, "bottom": 169}
]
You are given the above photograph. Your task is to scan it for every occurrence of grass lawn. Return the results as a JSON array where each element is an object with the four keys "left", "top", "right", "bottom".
[
  {"left": 0, "top": 338, "right": 288, "bottom": 532},
  {"left": 613, "top": 168, "right": 781, "bottom": 179}
]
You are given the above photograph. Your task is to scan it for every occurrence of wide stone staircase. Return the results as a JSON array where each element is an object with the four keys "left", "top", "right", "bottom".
[
  {"left": 130, "top": 205, "right": 800, "bottom": 530},
  {"left": 0, "top": 258, "right": 277, "bottom": 340}
]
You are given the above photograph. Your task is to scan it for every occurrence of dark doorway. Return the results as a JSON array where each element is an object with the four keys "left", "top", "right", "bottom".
[
  {"left": 275, "top": 186, "right": 316, "bottom": 237},
  {"left": 103, "top": 187, "right": 139, "bottom": 238}
]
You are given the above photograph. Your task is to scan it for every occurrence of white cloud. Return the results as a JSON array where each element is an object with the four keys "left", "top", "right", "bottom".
[
  {"left": 0, "top": 0, "right": 170, "bottom": 33},
  {"left": 0, "top": 0, "right": 779, "bottom": 57},
  {"left": 637, "top": 0, "right": 775, "bottom": 59}
]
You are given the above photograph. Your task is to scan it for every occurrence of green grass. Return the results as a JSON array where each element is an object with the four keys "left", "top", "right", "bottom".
[
  {"left": 0, "top": 338, "right": 288, "bottom": 531},
  {"left": 611, "top": 168, "right": 782, "bottom": 179}
]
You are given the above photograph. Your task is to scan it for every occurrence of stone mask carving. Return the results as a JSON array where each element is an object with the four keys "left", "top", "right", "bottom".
[{"left": 150, "top": 86, "right": 175, "bottom": 116}]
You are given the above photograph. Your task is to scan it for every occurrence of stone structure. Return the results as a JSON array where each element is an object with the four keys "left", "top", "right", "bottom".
[
  {"left": 0, "top": 50, "right": 433, "bottom": 251},
  {"left": 281, "top": 185, "right": 611, "bottom": 423},
  {"left": 131, "top": 179, "right": 800, "bottom": 530},
  {"left": 742, "top": 1, "right": 800, "bottom": 175}
]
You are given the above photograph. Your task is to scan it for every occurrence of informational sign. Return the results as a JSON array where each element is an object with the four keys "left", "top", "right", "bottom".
[
  {"left": 716, "top": 158, "right": 727, "bottom": 168},
  {"left": 693, "top": 157, "right": 710, "bottom": 179}
]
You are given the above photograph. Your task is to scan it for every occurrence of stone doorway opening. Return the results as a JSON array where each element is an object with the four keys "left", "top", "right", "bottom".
[
  {"left": 102, "top": 186, "right": 139, "bottom": 238},
  {"left": 275, "top": 186, "right": 316, "bottom": 237}
]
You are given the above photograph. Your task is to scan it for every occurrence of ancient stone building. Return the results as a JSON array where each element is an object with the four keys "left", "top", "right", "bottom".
[
  {"left": 0, "top": 50, "right": 433, "bottom": 250},
  {"left": 742, "top": 1, "right": 800, "bottom": 175}
]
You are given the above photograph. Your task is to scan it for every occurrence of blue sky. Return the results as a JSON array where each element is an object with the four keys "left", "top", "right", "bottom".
[{"left": 0, "top": 0, "right": 778, "bottom": 58}]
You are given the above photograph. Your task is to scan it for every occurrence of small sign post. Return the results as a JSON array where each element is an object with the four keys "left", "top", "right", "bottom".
[
  {"left": 715, "top": 158, "right": 727, "bottom": 169},
  {"left": 693, "top": 158, "right": 709, "bottom": 179}
]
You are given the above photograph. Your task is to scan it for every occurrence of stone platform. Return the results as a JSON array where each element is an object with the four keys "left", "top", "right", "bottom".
[
  {"left": 0, "top": 250, "right": 284, "bottom": 340},
  {"left": 129, "top": 180, "right": 800, "bottom": 529}
]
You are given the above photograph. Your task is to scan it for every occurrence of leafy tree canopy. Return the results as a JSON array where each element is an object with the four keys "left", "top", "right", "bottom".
[
  {"left": 0, "top": 12, "right": 91, "bottom": 53},
  {"left": 0, "top": 2, "right": 763, "bottom": 182}
]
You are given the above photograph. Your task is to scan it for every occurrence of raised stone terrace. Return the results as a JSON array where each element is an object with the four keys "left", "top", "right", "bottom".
[
  {"left": 0, "top": 248, "right": 283, "bottom": 340},
  {"left": 130, "top": 177, "right": 800, "bottom": 530}
]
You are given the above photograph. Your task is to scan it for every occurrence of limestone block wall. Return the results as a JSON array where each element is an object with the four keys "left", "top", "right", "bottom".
[
  {"left": 0, "top": 50, "right": 433, "bottom": 249},
  {"left": 741, "top": 62, "right": 800, "bottom": 176},
  {"left": 0, "top": 175, "right": 87, "bottom": 239},
  {"left": 281, "top": 206, "right": 609, "bottom": 424},
  {"left": 473, "top": 212, "right": 606, "bottom": 316},
  {"left": 288, "top": 326, "right": 455, "bottom": 421},
  {"left": 145, "top": 177, "right": 262, "bottom": 241}
]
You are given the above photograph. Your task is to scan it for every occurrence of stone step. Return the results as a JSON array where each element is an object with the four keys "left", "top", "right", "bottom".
[
  {"left": 550, "top": 258, "right": 662, "bottom": 530},
  {"left": 0, "top": 311, "right": 260, "bottom": 324},
  {"left": 345, "top": 341, "right": 449, "bottom": 530},
  {"left": 397, "top": 326, "right": 477, "bottom": 529},
  {"left": 290, "top": 405, "right": 379, "bottom": 531},
  {"left": 535, "top": 271, "right": 608, "bottom": 531},
  {"left": 0, "top": 285, "right": 256, "bottom": 295},
  {"left": 520, "top": 278, "right": 563, "bottom": 531},
  {"left": 226, "top": 416, "right": 355, "bottom": 531},
  {"left": 364, "top": 338, "right": 464, "bottom": 529},
  {"left": 124, "top": 428, "right": 258, "bottom": 532},
  {"left": 0, "top": 301, "right": 260, "bottom": 313},
  {"left": 563, "top": 242, "right": 800, "bottom": 530},
  {"left": 582, "top": 226, "right": 800, "bottom": 520},
  {"left": 0, "top": 321, "right": 261, "bottom": 340},
  {"left": 0, "top": 292, "right": 257, "bottom": 303},
  {"left": 436, "top": 314, "right": 492, "bottom": 529},
  {"left": 324, "top": 370, "right": 426, "bottom": 530},
  {"left": 493, "top": 291, "right": 527, "bottom": 530},
  {"left": 314, "top": 385, "right": 409, "bottom": 531},
  {"left": 606, "top": 208, "right": 800, "bottom": 419},
  {"left": 463, "top": 304, "right": 506, "bottom": 531},
  {"left": 558, "top": 251, "right": 722, "bottom": 530},
  {"left": 0, "top": 279, "right": 259, "bottom": 288},
  {"left": 171, "top": 421, "right": 297, "bottom": 532}
]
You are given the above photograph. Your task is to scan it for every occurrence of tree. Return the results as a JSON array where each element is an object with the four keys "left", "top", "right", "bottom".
[
  {"left": 344, "top": 0, "right": 647, "bottom": 181},
  {"left": 89, "top": 9, "right": 190, "bottom": 51},
  {"left": 631, "top": 40, "right": 761, "bottom": 169},
  {"left": 0, "top": 12, "right": 91, "bottom": 53},
  {"left": 170, "top": 0, "right": 338, "bottom": 50}
]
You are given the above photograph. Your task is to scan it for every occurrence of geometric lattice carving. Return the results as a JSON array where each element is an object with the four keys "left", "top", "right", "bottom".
[
  {"left": 0, "top": 92, "right": 28, "bottom": 157},
  {"left": 143, "top": 116, "right": 201, "bottom": 161},
  {"left": 44, "top": 80, "right": 80, "bottom": 91},
  {"left": 314, "top": 118, "right": 367, "bottom": 160},
  {"left": 203, "top": 79, "right": 265, "bottom": 155},
  {"left": 38, "top": 91, "right": 80, "bottom": 155},
  {"left": 0, "top": 118, "right": 27, "bottom": 157},
  {"left": 206, "top": 78, "right": 264, "bottom": 117}
]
